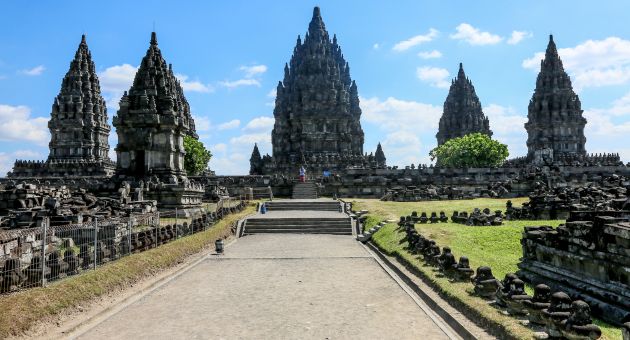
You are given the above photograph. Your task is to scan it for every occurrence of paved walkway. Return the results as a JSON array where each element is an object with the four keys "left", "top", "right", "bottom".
[{"left": 77, "top": 234, "right": 452, "bottom": 339}]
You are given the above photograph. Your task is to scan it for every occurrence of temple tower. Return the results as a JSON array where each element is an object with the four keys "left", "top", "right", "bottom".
[
  {"left": 267, "top": 6, "right": 365, "bottom": 174},
  {"left": 11, "top": 34, "right": 115, "bottom": 177},
  {"left": 113, "top": 32, "right": 197, "bottom": 179},
  {"left": 525, "top": 35, "right": 587, "bottom": 162},
  {"left": 249, "top": 143, "right": 263, "bottom": 175},
  {"left": 436, "top": 63, "right": 492, "bottom": 146},
  {"left": 375, "top": 142, "right": 386, "bottom": 167}
]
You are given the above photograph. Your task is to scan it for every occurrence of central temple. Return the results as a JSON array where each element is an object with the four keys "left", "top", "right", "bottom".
[{"left": 251, "top": 7, "right": 377, "bottom": 175}]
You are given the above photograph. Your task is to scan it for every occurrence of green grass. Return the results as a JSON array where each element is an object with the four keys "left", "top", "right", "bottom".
[
  {"left": 0, "top": 204, "right": 255, "bottom": 338},
  {"left": 353, "top": 198, "right": 621, "bottom": 340}
]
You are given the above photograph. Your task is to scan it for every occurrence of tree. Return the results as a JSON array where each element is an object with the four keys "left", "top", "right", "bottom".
[
  {"left": 183, "top": 135, "right": 212, "bottom": 175},
  {"left": 429, "top": 133, "right": 509, "bottom": 168}
]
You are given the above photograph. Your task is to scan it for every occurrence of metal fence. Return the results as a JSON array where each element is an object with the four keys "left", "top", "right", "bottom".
[{"left": 0, "top": 197, "right": 247, "bottom": 294}]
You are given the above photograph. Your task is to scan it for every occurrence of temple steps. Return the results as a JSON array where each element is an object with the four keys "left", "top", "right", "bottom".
[
  {"left": 243, "top": 217, "right": 352, "bottom": 235},
  {"left": 264, "top": 201, "right": 341, "bottom": 212},
  {"left": 292, "top": 182, "right": 318, "bottom": 199}
]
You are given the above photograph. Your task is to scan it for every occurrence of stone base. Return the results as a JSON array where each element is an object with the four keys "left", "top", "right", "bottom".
[
  {"left": 144, "top": 184, "right": 204, "bottom": 210},
  {"left": 518, "top": 260, "right": 630, "bottom": 325}
]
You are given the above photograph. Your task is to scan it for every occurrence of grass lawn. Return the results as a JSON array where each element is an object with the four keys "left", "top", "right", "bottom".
[
  {"left": 0, "top": 203, "right": 255, "bottom": 338},
  {"left": 352, "top": 198, "right": 621, "bottom": 340}
]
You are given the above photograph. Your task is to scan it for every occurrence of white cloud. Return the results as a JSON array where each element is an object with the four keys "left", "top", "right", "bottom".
[
  {"left": 267, "top": 88, "right": 277, "bottom": 98},
  {"left": 417, "top": 50, "right": 442, "bottom": 59},
  {"left": 450, "top": 23, "right": 502, "bottom": 45},
  {"left": 212, "top": 143, "right": 227, "bottom": 153},
  {"left": 382, "top": 131, "right": 428, "bottom": 166},
  {"left": 373, "top": 43, "right": 380, "bottom": 50},
  {"left": 522, "top": 37, "right": 630, "bottom": 90},
  {"left": 239, "top": 65, "right": 267, "bottom": 78},
  {"left": 175, "top": 74, "right": 214, "bottom": 93},
  {"left": 584, "top": 91, "right": 630, "bottom": 140},
  {"left": 219, "top": 78, "right": 261, "bottom": 89},
  {"left": 483, "top": 104, "right": 528, "bottom": 157},
  {"left": 0, "top": 104, "right": 49, "bottom": 145},
  {"left": 229, "top": 132, "right": 271, "bottom": 146},
  {"left": 393, "top": 28, "right": 439, "bottom": 52},
  {"left": 507, "top": 31, "right": 532, "bottom": 45},
  {"left": 0, "top": 149, "right": 45, "bottom": 176},
  {"left": 98, "top": 64, "right": 137, "bottom": 109},
  {"left": 192, "top": 114, "right": 211, "bottom": 132},
  {"left": 416, "top": 66, "right": 450, "bottom": 88},
  {"left": 218, "top": 119, "right": 241, "bottom": 130},
  {"left": 243, "top": 116, "right": 274, "bottom": 131},
  {"left": 21, "top": 65, "right": 45, "bottom": 76}
]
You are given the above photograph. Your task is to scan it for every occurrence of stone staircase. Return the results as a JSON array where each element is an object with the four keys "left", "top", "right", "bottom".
[
  {"left": 242, "top": 200, "right": 352, "bottom": 235},
  {"left": 243, "top": 217, "right": 352, "bottom": 235},
  {"left": 265, "top": 201, "right": 341, "bottom": 212},
  {"left": 292, "top": 182, "right": 318, "bottom": 199}
]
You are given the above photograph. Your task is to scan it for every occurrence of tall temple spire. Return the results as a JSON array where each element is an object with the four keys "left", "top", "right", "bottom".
[
  {"left": 436, "top": 63, "right": 492, "bottom": 146},
  {"left": 525, "top": 35, "right": 587, "bottom": 163},
  {"left": 375, "top": 142, "right": 386, "bottom": 167},
  {"left": 266, "top": 6, "right": 365, "bottom": 175},
  {"left": 113, "top": 32, "right": 198, "bottom": 178},
  {"left": 249, "top": 143, "right": 263, "bottom": 175},
  {"left": 48, "top": 34, "right": 113, "bottom": 164}
]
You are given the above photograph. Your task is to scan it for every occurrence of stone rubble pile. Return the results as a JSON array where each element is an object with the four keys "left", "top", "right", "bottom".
[
  {"left": 450, "top": 208, "right": 504, "bottom": 226},
  {"left": 506, "top": 174, "right": 629, "bottom": 221},
  {"left": 0, "top": 182, "right": 157, "bottom": 230}
]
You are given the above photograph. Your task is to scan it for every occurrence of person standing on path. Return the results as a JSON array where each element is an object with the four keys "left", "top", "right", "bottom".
[{"left": 299, "top": 166, "right": 306, "bottom": 182}]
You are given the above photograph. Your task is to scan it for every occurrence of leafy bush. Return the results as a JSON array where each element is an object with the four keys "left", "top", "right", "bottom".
[
  {"left": 430, "top": 133, "right": 508, "bottom": 168},
  {"left": 184, "top": 135, "right": 212, "bottom": 175}
]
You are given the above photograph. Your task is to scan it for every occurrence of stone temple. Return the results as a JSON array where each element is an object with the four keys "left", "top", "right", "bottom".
[
  {"left": 525, "top": 35, "right": 587, "bottom": 163},
  {"left": 252, "top": 7, "right": 384, "bottom": 175},
  {"left": 10, "top": 35, "right": 115, "bottom": 177},
  {"left": 436, "top": 63, "right": 492, "bottom": 146},
  {"left": 113, "top": 32, "right": 197, "bottom": 181}
]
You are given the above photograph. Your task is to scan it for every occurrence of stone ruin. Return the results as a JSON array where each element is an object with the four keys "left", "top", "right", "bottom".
[
  {"left": 393, "top": 210, "right": 604, "bottom": 338},
  {"left": 450, "top": 208, "right": 504, "bottom": 226},
  {"left": 518, "top": 209, "right": 630, "bottom": 324},
  {"left": 506, "top": 174, "right": 629, "bottom": 221},
  {"left": 0, "top": 181, "right": 157, "bottom": 230}
]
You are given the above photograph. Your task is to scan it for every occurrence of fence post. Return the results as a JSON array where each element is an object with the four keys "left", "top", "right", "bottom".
[
  {"left": 128, "top": 218, "right": 132, "bottom": 255},
  {"left": 93, "top": 217, "right": 98, "bottom": 270},
  {"left": 175, "top": 208, "right": 178, "bottom": 237},
  {"left": 41, "top": 217, "right": 48, "bottom": 287}
]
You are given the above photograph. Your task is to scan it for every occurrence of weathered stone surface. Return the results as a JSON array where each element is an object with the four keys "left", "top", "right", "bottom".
[
  {"left": 10, "top": 35, "right": 114, "bottom": 178},
  {"left": 525, "top": 35, "right": 587, "bottom": 164},
  {"left": 253, "top": 7, "right": 385, "bottom": 175},
  {"left": 113, "top": 32, "right": 196, "bottom": 180},
  {"left": 436, "top": 63, "right": 492, "bottom": 146}
]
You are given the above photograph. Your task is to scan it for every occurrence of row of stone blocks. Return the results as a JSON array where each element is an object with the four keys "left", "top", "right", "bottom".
[
  {"left": 0, "top": 212, "right": 220, "bottom": 294},
  {"left": 396, "top": 214, "right": 604, "bottom": 339},
  {"left": 402, "top": 208, "right": 504, "bottom": 227}
]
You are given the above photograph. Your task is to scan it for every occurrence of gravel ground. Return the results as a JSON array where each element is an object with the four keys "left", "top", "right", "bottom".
[{"left": 77, "top": 234, "right": 451, "bottom": 339}]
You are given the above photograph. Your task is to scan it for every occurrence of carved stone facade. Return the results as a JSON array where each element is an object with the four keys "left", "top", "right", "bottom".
[
  {"left": 525, "top": 35, "right": 587, "bottom": 164},
  {"left": 255, "top": 7, "right": 374, "bottom": 175},
  {"left": 10, "top": 35, "right": 115, "bottom": 178},
  {"left": 436, "top": 63, "right": 492, "bottom": 146},
  {"left": 113, "top": 32, "right": 197, "bottom": 180}
]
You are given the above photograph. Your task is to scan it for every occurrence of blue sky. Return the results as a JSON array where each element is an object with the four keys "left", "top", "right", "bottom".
[{"left": 1, "top": 0, "right": 630, "bottom": 175}]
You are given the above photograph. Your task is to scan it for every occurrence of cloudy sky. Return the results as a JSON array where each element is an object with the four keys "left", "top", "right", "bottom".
[{"left": 1, "top": 0, "right": 630, "bottom": 175}]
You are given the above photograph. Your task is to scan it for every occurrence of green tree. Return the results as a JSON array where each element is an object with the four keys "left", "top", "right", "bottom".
[
  {"left": 429, "top": 133, "right": 509, "bottom": 168},
  {"left": 183, "top": 135, "right": 212, "bottom": 175}
]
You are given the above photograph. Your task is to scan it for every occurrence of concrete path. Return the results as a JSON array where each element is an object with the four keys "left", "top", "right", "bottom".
[{"left": 77, "top": 234, "right": 453, "bottom": 339}]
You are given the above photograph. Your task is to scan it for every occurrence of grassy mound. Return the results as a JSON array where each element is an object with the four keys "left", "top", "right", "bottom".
[
  {"left": 0, "top": 204, "right": 255, "bottom": 338},
  {"left": 353, "top": 198, "right": 621, "bottom": 340}
]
